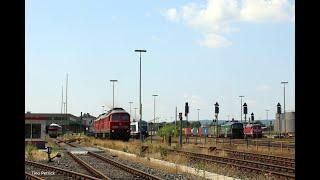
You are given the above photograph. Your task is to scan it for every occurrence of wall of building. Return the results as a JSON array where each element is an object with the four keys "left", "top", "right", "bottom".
[{"left": 274, "top": 112, "right": 295, "bottom": 133}]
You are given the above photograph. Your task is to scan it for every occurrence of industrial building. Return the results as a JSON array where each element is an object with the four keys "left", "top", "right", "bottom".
[
  {"left": 274, "top": 112, "right": 295, "bottom": 135},
  {"left": 25, "top": 112, "right": 85, "bottom": 134}
]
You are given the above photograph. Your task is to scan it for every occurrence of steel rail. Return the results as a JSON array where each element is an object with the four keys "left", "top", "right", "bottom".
[
  {"left": 169, "top": 149, "right": 295, "bottom": 179},
  {"left": 67, "top": 152, "right": 111, "bottom": 180},
  {"left": 25, "top": 160, "right": 101, "bottom": 180},
  {"left": 25, "top": 172, "right": 45, "bottom": 180},
  {"left": 88, "top": 151, "right": 164, "bottom": 180}
]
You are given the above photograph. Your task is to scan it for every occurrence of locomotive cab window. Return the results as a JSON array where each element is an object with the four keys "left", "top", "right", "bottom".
[{"left": 112, "top": 114, "right": 129, "bottom": 121}]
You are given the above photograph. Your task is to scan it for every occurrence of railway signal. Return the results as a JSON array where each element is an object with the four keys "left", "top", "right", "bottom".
[
  {"left": 277, "top": 103, "right": 282, "bottom": 138},
  {"left": 243, "top": 103, "right": 247, "bottom": 123},
  {"left": 179, "top": 112, "right": 183, "bottom": 147},
  {"left": 214, "top": 102, "right": 219, "bottom": 138},
  {"left": 251, "top": 113, "right": 254, "bottom": 122}
]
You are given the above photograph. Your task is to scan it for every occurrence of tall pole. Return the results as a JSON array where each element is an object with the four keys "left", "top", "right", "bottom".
[
  {"left": 102, "top": 105, "right": 105, "bottom": 113},
  {"left": 129, "top": 102, "right": 133, "bottom": 121},
  {"left": 66, "top": 74, "right": 68, "bottom": 116},
  {"left": 281, "top": 82, "right": 288, "bottom": 136},
  {"left": 266, "top": 109, "right": 269, "bottom": 136},
  {"left": 134, "top": 108, "right": 138, "bottom": 121},
  {"left": 197, "top": 109, "right": 200, "bottom": 121},
  {"left": 61, "top": 86, "right": 63, "bottom": 114},
  {"left": 175, "top": 107, "right": 177, "bottom": 128},
  {"left": 152, "top": 95, "right": 158, "bottom": 144},
  {"left": 239, "top": 96, "right": 244, "bottom": 122},
  {"left": 135, "top": 49, "right": 146, "bottom": 143},
  {"left": 110, "top": 80, "right": 118, "bottom": 108}
]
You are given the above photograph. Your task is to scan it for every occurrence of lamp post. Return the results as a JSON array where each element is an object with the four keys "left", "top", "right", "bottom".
[
  {"left": 239, "top": 96, "right": 244, "bottom": 122},
  {"left": 151, "top": 94, "right": 158, "bottom": 143},
  {"left": 134, "top": 108, "right": 138, "bottom": 122},
  {"left": 129, "top": 102, "right": 133, "bottom": 121},
  {"left": 110, "top": 80, "right": 118, "bottom": 108},
  {"left": 197, "top": 109, "right": 200, "bottom": 122},
  {"left": 243, "top": 103, "right": 248, "bottom": 124},
  {"left": 281, "top": 81, "right": 288, "bottom": 136},
  {"left": 277, "top": 103, "right": 282, "bottom": 138},
  {"left": 214, "top": 102, "right": 219, "bottom": 137},
  {"left": 266, "top": 109, "right": 270, "bottom": 136},
  {"left": 135, "top": 50, "right": 147, "bottom": 143}
]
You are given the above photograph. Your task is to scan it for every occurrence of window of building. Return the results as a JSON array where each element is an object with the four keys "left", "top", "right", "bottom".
[
  {"left": 131, "top": 125, "right": 136, "bottom": 131},
  {"left": 32, "top": 124, "right": 41, "bottom": 139},
  {"left": 25, "top": 124, "right": 31, "bottom": 138}
]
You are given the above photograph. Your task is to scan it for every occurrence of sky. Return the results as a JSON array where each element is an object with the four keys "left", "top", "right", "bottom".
[{"left": 25, "top": 0, "right": 295, "bottom": 122}]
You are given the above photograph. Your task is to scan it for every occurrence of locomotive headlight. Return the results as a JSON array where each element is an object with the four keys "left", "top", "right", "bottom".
[{"left": 112, "top": 130, "right": 114, "bottom": 132}]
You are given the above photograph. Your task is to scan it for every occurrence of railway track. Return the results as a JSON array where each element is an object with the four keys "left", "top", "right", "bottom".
[
  {"left": 168, "top": 149, "right": 295, "bottom": 179},
  {"left": 218, "top": 148, "right": 295, "bottom": 167},
  {"left": 25, "top": 160, "right": 101, "bottom": 180},
  {"left": 54, "top": 139, "right": 164, "bottom": 180}
]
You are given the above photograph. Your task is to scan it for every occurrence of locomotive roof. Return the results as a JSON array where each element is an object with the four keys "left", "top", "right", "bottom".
[{"left": 95, "top": 107, "right": 128, "bottom": 121}]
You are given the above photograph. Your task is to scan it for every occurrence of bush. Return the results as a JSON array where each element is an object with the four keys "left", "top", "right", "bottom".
[{"left": 160, "top": 147, "right": 167, "bottom": 157}]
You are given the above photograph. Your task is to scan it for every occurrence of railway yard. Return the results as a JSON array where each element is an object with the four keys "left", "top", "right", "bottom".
[{"left": 25, "top": 134, "right": 295, "bottom": 180}]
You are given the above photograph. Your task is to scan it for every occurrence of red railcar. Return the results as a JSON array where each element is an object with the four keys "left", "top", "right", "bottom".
[
  {"left": 93, "top": 107, "right": 130, "bottom": 141},
  {"left": 244, "top": 124, "right": 262, "bottom": 138}
]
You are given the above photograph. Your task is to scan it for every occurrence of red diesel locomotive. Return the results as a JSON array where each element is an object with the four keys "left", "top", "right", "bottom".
[
  {"left": 93, "top": 107, "right": 130, "bottom": 141},
  {"left": 244, "top": 124, "right": 262, "bottom": 138}
]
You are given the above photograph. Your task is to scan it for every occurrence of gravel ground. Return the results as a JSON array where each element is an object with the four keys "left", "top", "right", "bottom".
[
  {"left": 25, "top": 164, "right": 74, "bottom": 180},
  {"left": 37, "top": 151, "right": 95, "bottom": 177},
  {"left": 97, "top": 152, "right": 204, "bottom": 180},
  {"left": 76, "top": 154, "right": 137, "bottom": 179}
]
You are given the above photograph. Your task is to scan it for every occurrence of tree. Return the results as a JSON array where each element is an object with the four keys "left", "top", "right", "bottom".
[
  {"left": 190, "top": 121, "right": 201, "bottom": 128},
  {"left": 157, "top": 124, "right": 179, "bottom": 138}
]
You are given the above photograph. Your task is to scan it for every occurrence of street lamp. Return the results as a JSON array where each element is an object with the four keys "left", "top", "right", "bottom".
[
  {"left": 265, "top": 109, "right": 270, "bottom": 136},
  {"left": 281, "top": 81, "right": 288, "bottom": 136},
  {"left": 197, "top": 109, "right": 200, "bottom": 122},
  {"left": 151, "top": 94, "right": 158, "bottom": 143},
  {"left": 277, "top": 103, "right": 282, "bottom": 138},
  {"left": 128, "top": 102, "right": 133, "bottom": 121},
  {"left": 243, "top": 103, "right": 248, "bottom": 124},
  {"left": 135, "top": 49, "right": 147, "bottom": 143},
  {"left": 239, "top": 96, "right": 245, "bottom": 122},
  {"left": 110, "top": 80, "right": 118, "bottom": 108},
  {"left": 134, "top": 107, "right": 138, "bottom": 122}
]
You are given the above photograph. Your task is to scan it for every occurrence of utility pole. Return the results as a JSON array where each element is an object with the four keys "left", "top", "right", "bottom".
[
  {"left": 281, "top": 81, "right": 288, "bottom": 136},
  {"left": 175, "top": 106, "right": 177, "bottom": 128},
  {"left": 110, "top": 80, "right": 118, "bottom": 108},
  {"left": 239, "top": 96, "right": 244, "bottom": 122}
]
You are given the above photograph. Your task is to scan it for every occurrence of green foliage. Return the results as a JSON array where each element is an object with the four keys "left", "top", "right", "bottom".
[
  {"left": 157, "top": 124, "right": 179, "bottom": 138},
  {"left": 190, "top": 121, "right": 201, "bottom": 128},
  {"left": 159, "top": 147, "right": 167, "bottom": 157}
]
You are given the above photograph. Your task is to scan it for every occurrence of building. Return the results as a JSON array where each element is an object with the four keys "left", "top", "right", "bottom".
[
  {"left": 81, "top": 113, "right": 96, "bottom": 132},
  {"left": 274, "top": 112, "right": 295, "bottom": 134},
  {"left": 25, "top": 117, "right": 46, "bottom": 149},
  {"left": 25, "top": 112, "right": 84, "bottom": 134}
]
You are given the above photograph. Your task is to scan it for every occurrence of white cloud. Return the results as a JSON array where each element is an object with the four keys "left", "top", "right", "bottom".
[
  {"left": 198, "top": 33, "right": 232, "bottom": 48},
  {"left": 163, "top": 0, "right": 294, "bottom": 48},
  {"left": 240, "top": 0, "right": 295, "bottom": 22},
  {"left": 165, "top": 8, "right": 179, "bottom": 22}
]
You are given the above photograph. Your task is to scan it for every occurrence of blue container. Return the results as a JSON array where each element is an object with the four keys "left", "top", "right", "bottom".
[{"left": 203, "top": 127, "right": 208, "bottom": 136}]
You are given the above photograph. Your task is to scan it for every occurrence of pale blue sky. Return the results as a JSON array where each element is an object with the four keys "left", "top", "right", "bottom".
[{"left": 26, "top": 0, "right": 295, "bottom": 122}]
